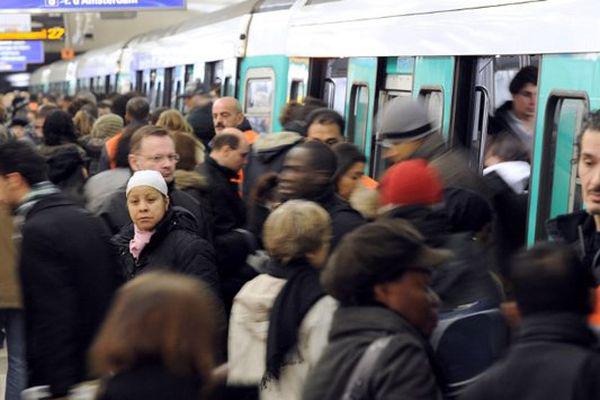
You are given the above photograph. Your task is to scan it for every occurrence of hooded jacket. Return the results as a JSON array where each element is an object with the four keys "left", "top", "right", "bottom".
[
  {"left": 242, "top": 131, "right": 303, "bottom": 199},
  {"left": 303, "top": 306, "right": 444, "bottom": 400},
  {"left": 174, "top": 169, "right": 212, "bottom": 215},
  {"left": 111, "top": 207, "right": 220, "bottom": 295},
  {"left": 462, "top": 313, "right": 600, "bottom": 400},
  {"left": 547, "top": 210, "right": 600, "bottom": 283}
]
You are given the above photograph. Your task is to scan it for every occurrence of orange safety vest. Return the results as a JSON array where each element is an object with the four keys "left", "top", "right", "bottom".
[
  {"left": 589, "top": 287, "right": 600, "bottom": 327},
  {"left": 105, "top": 132, "right": 123, "bottom": 170}
]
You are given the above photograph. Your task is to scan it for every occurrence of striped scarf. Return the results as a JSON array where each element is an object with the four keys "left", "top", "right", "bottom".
[{"left": 14, "top": 181, "right": 61, "bottom": 218}]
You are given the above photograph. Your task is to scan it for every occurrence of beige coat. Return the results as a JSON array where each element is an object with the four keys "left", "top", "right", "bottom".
[
  {"left": 227, "top": 274, "right": 337, "bottom": 400},
  {"left": 0, "top": 205, "right": 22, "bottom": 308}
]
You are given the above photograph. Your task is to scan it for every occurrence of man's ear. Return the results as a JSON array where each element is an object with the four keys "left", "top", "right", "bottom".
[
  {"left": 128, "top": 154, "right": 139, "bottom": 171},
  {"left": 373, "top": 283, "right": 390, "bottom": 306},
  {"left": 235, "top": 112, "right": 245, "bottom": 127}
]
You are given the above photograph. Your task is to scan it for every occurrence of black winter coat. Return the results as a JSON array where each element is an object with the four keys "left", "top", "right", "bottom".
[
  {"left": 111, "top": 207, "right": 220, "bottom": 296},
  {"left": 98, "top": 181, "right": 212, "bottom": 241},
  {"left": 547, "top": 210, "right": 600, "bottom": 284},
  {"left": 303, "top": 306, "right": 444, "bottom": 400},
  {"left": 19, "top": 193, "right": 117, "bottom": 397},
  {"left": 461, "top": 313, "right": 600, "bottom": 400},
  {"left": 96, "top": 361, "right": 205, "bottom": 400},
  {"left": 314, "top": 187, "right": 365, "bottom": 250},
  {"left": 199, "top": 157, "right": 256, "bottom": 308},
  {"left": 384, "top": 205, "right": 502, "bottom": 310}
]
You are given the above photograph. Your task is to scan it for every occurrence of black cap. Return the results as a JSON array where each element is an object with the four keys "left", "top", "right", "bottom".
[
  {"left": 9, "top": 117, "right": 29, "bottom": 127},
  {"left": 178, "top": 79, "right": 211, "bottom": 98}
]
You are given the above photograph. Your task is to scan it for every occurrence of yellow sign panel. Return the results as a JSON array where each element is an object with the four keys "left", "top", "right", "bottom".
[{"left": 0, "top": 27, "right": 65, "bottom": 41}]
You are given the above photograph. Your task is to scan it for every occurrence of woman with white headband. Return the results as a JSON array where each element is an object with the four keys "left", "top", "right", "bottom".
[{"left": 110, "top": 170, "right": 220, "bottom": 296}]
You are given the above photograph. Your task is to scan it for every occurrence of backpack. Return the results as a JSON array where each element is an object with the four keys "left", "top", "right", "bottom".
[{"left": 430, "top": 300, "right": 510, "bottom": 398}]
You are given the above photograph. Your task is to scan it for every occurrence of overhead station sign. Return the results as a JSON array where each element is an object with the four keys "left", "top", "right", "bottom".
[
  {"left": 0, "top": 41, "right": 44, "bottom": 64},
  {"left": 0, "top": 0, "right": 186, "bottom": 12}
]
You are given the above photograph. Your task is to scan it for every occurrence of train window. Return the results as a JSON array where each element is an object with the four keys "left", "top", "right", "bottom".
[
  {"left": 419, "top": 88, "right": 444, "bottom": 133},
  {"left": 290, "top": 80, "right": 305, "bottom": 103},
  {"left": 245, "top": 69, "right": 274, "bottom": 134},
  {"left": 535, "top": 94, "right": 588, "bottom": 240},
  {"left": 254, "top": 0, "right": 295, "bottom": 13},
  {"left": 348, "top": 84, "right": 369, "bottom": 152},
  {"left": 223, "top": 76, "right": 232, "bottom": 97},
  {"left": 164, "top": 68, "right": 174, "bottom": 108}
]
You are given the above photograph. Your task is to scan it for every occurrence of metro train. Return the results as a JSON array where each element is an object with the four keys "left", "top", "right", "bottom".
[{"left": 29, "top": 0, "right": 600, "bottom": 246}]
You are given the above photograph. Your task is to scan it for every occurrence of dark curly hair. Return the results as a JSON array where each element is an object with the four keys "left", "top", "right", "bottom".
[{"left": 43, "top": 110, "right": 78, "bottom": 146}]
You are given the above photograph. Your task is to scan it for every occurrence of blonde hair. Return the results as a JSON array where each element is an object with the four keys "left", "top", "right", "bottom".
[
  {"left": 73, "top": 109, "right": 95, "bottom": 137},
  {"left": 263, "top": 200, "right": 331, "bottom": 264},
  {"left": 156, "top": 109, "right": 194, "bottom": 134},
  {"left": 89, "top": 272, "right": 219, "bottom": 388}
]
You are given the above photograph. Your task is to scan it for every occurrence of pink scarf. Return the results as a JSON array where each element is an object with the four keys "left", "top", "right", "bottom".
[{"left": 129, "top": 226, "right": 155, "bottom": 260}]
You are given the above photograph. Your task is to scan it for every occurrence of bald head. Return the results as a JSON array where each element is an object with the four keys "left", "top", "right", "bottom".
[{"left": 212, "top": 96, "right": 244, "bottom": 134}]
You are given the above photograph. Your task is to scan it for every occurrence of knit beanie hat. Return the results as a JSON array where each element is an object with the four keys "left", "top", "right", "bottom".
[
  {"left": 126, "top": 170, "right": 168, "bottom": 197},
  {"left": 91, "top": 113, "right": 124, "bottom": 140},
  {"left": 379, "top": 159, "right": 443, "bottom": 206}
]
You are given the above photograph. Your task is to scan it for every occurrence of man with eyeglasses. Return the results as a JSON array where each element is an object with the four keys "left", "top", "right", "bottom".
[
  {"left": 98, "top": 126, "right": 213, "bottom": 240},
  {"left": 489, "top": 65, "right": 538, "bottom": 155}
]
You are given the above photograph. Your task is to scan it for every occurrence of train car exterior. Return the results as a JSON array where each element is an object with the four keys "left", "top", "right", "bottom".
[{"left": 29, "top": 0, "right": 600, "bottom": 246}]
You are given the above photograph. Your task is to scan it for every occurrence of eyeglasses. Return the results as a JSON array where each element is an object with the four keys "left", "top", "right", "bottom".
[{"left": 138, "top": 153, "right": 180, "bottom": 163}]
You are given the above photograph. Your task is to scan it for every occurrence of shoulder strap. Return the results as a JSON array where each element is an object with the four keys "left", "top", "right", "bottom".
[{"left": 341, "top": 336, "right": 394, "bottom": 400}]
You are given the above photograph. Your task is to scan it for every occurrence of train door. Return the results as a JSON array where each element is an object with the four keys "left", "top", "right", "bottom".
[
  {"left": 371, "top": 57, "right": 414, "bottom": 179},
  {"left": 287, "top": 57, "right": 309, "bottom": 103},
  {"left": 345, "top": 58, "right": 378, "bottom": 168},
  {"left": 467, "top": 55, "right": 537, "bottom": 171},
  {"left": 527, "top": 54, "right": 600, "bottom": 244},
  {"left": 135, "top": 70, "right": 143, "bottom": 93},
  {"left": 239, "top": 56, "right": 289, "bottom": 133}
]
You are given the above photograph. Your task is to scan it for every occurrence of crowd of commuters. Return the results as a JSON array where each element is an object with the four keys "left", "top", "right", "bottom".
[{"left": 0, "top": 65, "right": 599, "bottom": 400}]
